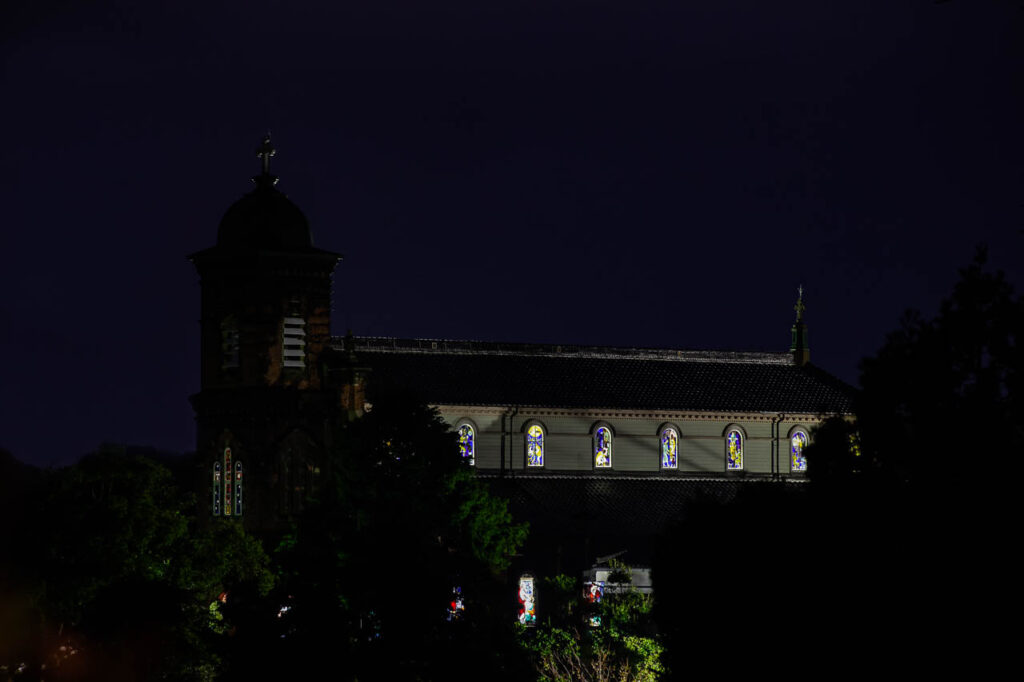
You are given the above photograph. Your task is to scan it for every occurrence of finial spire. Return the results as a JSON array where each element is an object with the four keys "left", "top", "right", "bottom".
[
  {"left": 790, "top": 285, "right": 810, "bottom": 366},
  {"left": 253, "top": 133, "right": 279, "bottom": 187}
]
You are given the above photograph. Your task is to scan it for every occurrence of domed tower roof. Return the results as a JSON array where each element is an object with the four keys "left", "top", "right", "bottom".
[{"left": 216, "top": 135, "right": 314, "bottom": 250}]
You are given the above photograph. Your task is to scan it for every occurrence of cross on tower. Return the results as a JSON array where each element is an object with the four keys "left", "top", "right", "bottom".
[
  {"left": 252, "top": 134, "right": 279, "bottom": 186},
  {"left": 794, "top": 285, "right": 806, "bottom": 322},
  {"left": 256, "top": 134, "right": 276, "bottom": 175}
]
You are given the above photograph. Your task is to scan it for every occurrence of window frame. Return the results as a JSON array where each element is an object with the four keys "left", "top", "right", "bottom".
[
  {"left": 657, "top": 423, "right": 681, "bottom": 470},
  {"left": 523, "top": 420, "right": 546, "bottom": 468},
  {"left": 788, "top": 425, "right": 810, "bottom": 474},
  {"left": 592, "top": 422, "right": 614, "bottom": 470},
  {"left": 455, "top": 418, "right": 478, "bottom": 467},
  {"left": 723, "top": 424, "right": 747, "bottom": 472}
]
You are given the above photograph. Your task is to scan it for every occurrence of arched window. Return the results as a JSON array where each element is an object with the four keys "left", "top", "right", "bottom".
[
  {"left": 660, "top": 426, "right": 679, "bottom": 469},
  {"left": 594, "top": 426, "right": 612, "bottom": 468},
  {"left": 726, "top": 430, "right": 743, "bottom": 470},
  {"left": 457, "top": 423, "right": 475, "bottom": 466},
  {"left": 220, "top": 316, "right": 239, "bottom": 369},
  {"left": 791, "top": 430, "right": 808, "bottom": 472},
  {"left": 526, "top": 424, "right": 545, "bottom": 467}
]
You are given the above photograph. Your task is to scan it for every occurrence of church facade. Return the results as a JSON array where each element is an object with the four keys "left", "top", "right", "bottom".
[{"left": 189, "top": 139, "right": 855, "bottom": 566}]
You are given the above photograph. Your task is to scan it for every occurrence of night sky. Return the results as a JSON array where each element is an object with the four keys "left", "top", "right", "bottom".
[{"left": 3, "top": 1, "right": 1022, "bottom": 466}]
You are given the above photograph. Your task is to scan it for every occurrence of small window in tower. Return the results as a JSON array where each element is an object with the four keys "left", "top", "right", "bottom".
[
  {"left": 221, "top": 317, "right": 239, "bottom": 369},
  {"left": 282, "top": 317, "right": 306, "bottom": 368}
]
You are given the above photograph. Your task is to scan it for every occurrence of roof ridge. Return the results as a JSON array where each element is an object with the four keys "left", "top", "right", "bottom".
[{"left": 330, "top": 335, "right": 794, "bottom": 366}]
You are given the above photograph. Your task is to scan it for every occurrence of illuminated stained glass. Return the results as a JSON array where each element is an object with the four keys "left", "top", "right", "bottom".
[
  {"left": 215, "top": 447, "right": 243, "bottom": 517},
  {"left": 594, "top": 427, "right": 612, "bottom": 468},
  {"left": 223, "top": 447, "right": 233, "bottom": 516},
  {"left": 584, "top": 581, "right": 604, "bottom": 627},
  {"left": 447, "top": 586, "right": 465, "bottom": 622},
  {"left": 212, "top": 462, "right": 222, "bottom": 516},
  {"left": 458, "top": 424, "right": 475, "bottom": 466},
  {"left": 518, "top": 575, "right": 536, "bottom": 626},
  {"left": 234, "top": 461, "right": 244, "bottom": 516},
  {"left": 726, "top": 430, "right": 743, "bottom": 470},
  {"left": 791, "top": 432, "right": 808, "bottom": 472},
  {"left": 527, "top": 425, "right": 544, "bottom": 467},
  {"left": 661, "top": 428, "right": 678, "bottom": 469}
]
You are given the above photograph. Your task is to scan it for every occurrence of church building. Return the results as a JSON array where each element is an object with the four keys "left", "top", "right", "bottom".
[{"left": 189, "top": 138, "right": 855, "bottom": 572}]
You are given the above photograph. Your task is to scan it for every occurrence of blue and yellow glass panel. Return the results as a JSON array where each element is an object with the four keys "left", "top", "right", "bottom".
[
  {"left": 458, "top": 424, "right": 475, "bottom": 466},
  {"left": 595, "top": 427, "right": 612, "bottom": 468},
  {"left": 661, "top": 428, "right": 678, "bottom": 469},
  {"left": 791, "top": 431, "right": 808, "bottom": 472},
  {"left": 527, "top": 425, "right": 544, "bottom": 467},
  {"left": 726, "top": 430, "right": 743, "bottom": 470}
]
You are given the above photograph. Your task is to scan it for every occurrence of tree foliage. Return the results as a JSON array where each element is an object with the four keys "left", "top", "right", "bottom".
[
  {"left": 257, "top": 387, "right": 529, "bottom": 680},
  {"left": 519, "top": 561, "right": 663, "bottom": 682},
  {"left": 1, "top": 451, "right": 273, "bottom": 681}
]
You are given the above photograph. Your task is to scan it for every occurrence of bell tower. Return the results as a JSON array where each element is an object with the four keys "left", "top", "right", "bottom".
[{"left": 189, "top": 136, "right": 342, "bottom": 530}]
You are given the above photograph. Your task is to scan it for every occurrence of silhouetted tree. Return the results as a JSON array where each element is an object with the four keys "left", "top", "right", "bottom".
[
  {"left": 243, "top": 387, "right": 529, "bottom": 681},
  {"left": 1, "top": 451, "right": 273, "bottom": 681}
]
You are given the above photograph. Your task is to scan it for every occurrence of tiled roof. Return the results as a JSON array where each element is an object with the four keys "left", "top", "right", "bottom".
[{"left": 338, "top": 337, "right": 856, "bottom": 414}]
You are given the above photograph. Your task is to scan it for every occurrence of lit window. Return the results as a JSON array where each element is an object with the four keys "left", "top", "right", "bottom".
[
  {"left": 215, "top": 447, "right": 243, "bottom": 517},
  {"left": 594, "top": 426, "right": 612, "bottom": 468},
  {"left": 527, "top": 424, "right": 544, "bottom": 467},
  {"left": 726, "top": 430, "right": 743, "bottom": 470},
  {"left": 458, "top": 424, "right": 475, "bottom": 466},
  {"left": 661, "top": 427, "right": 679, "bottom": 469},
  {"left": 791, "top": 431, "right": 808, "bottom": 472},
  {"left": 233, "top": 460, "right": 243, "bottom": 516},
  {"left": 223, "top": 447, "right": 233, "bottom": 515},
  {"left": 518, "top": 574, "right": 537, "bottom": 626},
  {"left": 212, "top": 461, "right": 222, "bottom": 516}
]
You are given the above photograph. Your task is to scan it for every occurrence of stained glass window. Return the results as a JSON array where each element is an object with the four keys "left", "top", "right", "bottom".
[
  {"left": 584, "top": 581, "right": 604, "bottom": 628},
  {"left": 458, "top": 424, "right": 475, "bottom": 466},
  {"left": 447, "top": 586, "right": 465, "bottom": 622},
  {"left": 215, "top": 447, "right": 243, "bottom": 517},
  {"left": 234, "top": 461, "right": 244, "bottom": 516},
  {"left": 726, "top": 430, "right": 743, "bottom": 470},
  {"left": 791, "top": 431, "right": 808, "bottom": 472},
  {"left": 212, "top": 461, "right": 222, "bottom": 516},
  {"left": 594, "top": 426, "right": 612, "bottom": 468},
  {"left": 661, "top": 428, "right": 679, "bottom": 469},
  {"left": 518, "top": 575, "right": 537, "bottom": 626},
  {"left": 223, "top": 447, "right": 233, "bottom": 516},
  {"left": 527, "top": 425, "right": 544, "bottom": 467}
]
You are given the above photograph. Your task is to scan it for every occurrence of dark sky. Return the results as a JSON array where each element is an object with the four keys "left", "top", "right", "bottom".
[{"left": 3, "top": 1, "right": 1022, "bottom": 466}]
